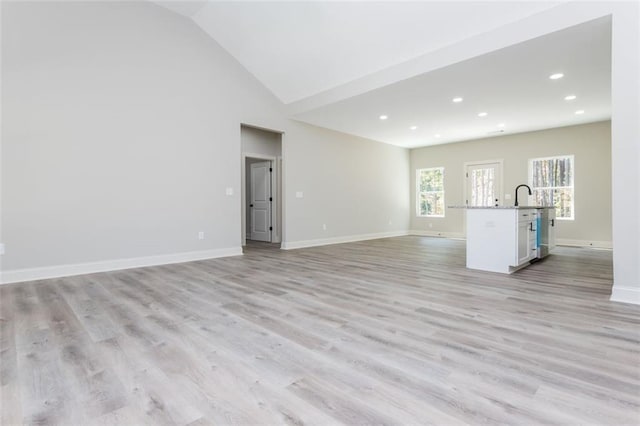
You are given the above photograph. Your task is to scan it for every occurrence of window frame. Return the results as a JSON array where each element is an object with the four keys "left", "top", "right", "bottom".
[
  {"left": 416, "top": 167, "right": 445, "bottom": 218},
  {"left": 528, "top": 154, "right": 575, "bottom": 221}
]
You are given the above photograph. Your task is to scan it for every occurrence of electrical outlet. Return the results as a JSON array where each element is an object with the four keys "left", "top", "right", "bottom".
[
  {"left": 322, "top": 224, "right": 327, "bottom": 231},
  {"left": 428, "top": 223, "right": 433, "bottom": 228},
  {"left": 505, "top": 193, "right": 512, "bottom": 200},
  {"left": 198, "top": 231, "right": 205, "bottom": 240},
  {"left": 0, "top": 243, "right": 5, "bottom": 255},
  {"left": 296, "top": 191, "right": 304, "bottom": 198},
  {"left": 225, "top": 187, "right": 233, "bottom": 196}
]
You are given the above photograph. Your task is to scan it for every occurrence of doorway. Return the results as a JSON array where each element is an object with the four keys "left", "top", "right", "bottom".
[
  {"left": 240, "top": 125, "right": 283, "bottom": 247},
  {"left": 464, "top": 160, "right": 504, "bottom": 207}
]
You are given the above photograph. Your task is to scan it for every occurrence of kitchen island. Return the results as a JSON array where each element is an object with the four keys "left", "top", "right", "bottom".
[{"left": 451, "top": 206, "right": 556, "bottom": 274}]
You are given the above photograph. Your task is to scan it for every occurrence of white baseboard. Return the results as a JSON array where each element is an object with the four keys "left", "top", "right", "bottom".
[
  {"left": 556, "top": 239, "right": 612, "bottom": 249},
  {"left": 0, "top": 247, "right": 243, "bottom": 285},
  {"left": 407, "top": 233, "right": 613, "bottom": 248},
  {"left": 409, "top": 230, "right": 466, "bottom": 239},
  {"left": 610, "top": 286, "right": 640, "bottom": 305},
  {"left": 281, "top": 230, "right": 410, "bottom": 250}
]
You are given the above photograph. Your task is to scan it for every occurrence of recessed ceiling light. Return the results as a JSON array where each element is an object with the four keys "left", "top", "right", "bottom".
[
  {"left": 452, "top": 97, "right": 463, "bottom": 103},
  {"left": 549, "top": 73, "right": 564, "bottom": 80},
  {"left": 565, "top": 95, "right": 577, "bottom": 101},
  {"left": 497, "top": 123, "right": 505, "bottom": 128},
  {"left": 410, "top": 126, "right": 418, "bottom": 130},
  {"left": 379, "top": 115, "right": 388, "bottom": 120},
  {"left": 575, "top": 110, "right": 585, "bottom": 115},
  {"left": 434, "top": 134, "right": 441, "bottom": 138},
  {"left": 478, "top": 112, "right": 488, "bottom": 117}
]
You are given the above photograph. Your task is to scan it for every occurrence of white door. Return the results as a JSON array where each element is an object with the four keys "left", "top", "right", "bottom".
[
  {"left": 465, "top": 161, "right": 503, "bottom": 206},
  {"left": 250, "top": 161, "right": 271, "bottom": 242}
]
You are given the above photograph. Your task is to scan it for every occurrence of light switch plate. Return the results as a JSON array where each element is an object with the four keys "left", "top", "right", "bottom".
[
  {"left": 225, "top": 187, "right": 233, "bottom": 196},
  {"left": 295, "top": 191, "right": 303, "bottom": 198}
]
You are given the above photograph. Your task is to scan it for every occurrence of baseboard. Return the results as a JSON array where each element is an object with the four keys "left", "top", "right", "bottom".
[
  {"left": 407, "top": 234, "right": 613, "bottom": 248},
  {"left": 281, "top": 230, "right": 410, "bottom": 250},
  {"left": 409, "top": 230, "right": 466, "bottom": 239},
  {"left": 0, "top": 247, "right": 243, "bottom": 285},
  {"left": 556, "top": 239, "right": 612, "bottom": 249},
  {"left": 610, "top": 286, "right": 640, "bottom": 305}
]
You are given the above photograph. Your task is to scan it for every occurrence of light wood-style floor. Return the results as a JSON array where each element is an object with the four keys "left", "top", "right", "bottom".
[{"left": 1, "top": 236, "right": 639, "bottom": 425}]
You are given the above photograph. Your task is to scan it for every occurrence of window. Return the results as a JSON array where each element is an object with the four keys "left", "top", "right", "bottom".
[
  {"left": 417, "top": 167, "right": 445, "bottom": 217},
  {"left": 529, "top": 155, "right": 574, "bottom": 220}
]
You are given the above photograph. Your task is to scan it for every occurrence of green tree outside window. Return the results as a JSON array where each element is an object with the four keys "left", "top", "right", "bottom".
[{"left": 417, "top": 167, "right": 445, "bottom": 217}]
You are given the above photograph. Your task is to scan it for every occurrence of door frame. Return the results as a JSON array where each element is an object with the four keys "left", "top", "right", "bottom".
[
  {"left": 242, "top": 153, "right": 281, "bottom": 246},
  {"left": 463, "top": 159, "right": 504, "bottom": 207}
]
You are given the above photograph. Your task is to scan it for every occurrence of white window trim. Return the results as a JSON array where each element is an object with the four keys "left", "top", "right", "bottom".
[
  {"left": 416, "top": 167, "right": 445, "bottom": 218},
  {"left": 528, "top": 154, "right": 575, "bottom": 221}
]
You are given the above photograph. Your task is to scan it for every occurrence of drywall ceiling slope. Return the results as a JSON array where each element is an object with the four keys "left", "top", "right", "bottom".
[
  {"left": 152, "top": 1, "right": 610, "bottom": 148},
  {"left": 153, "top": 0, "right": 207, "bottom": 18},
  {"left": 293, "top": 17, "right": 611, "bottom": 148},
  {"left": 190, "top": 1, "right": 561, "bottom": 104}
]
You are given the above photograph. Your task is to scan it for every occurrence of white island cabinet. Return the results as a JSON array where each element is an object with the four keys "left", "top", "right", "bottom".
[{"left": 459, "top": 207, "right": 555, "bottom": 274}]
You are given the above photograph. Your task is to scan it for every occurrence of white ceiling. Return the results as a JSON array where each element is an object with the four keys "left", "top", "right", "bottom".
[
  {"left": 188, "top": 1, "right": 561, "bottom": 104},
  {"left": 294, "top": 16, "right": 612, "bottom": 147},
  {"left": 155, "top": 1, "right": 611, "bottom": 148}
]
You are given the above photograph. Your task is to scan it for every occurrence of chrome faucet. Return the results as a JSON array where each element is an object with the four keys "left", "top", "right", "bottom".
[{"left": 514, "top": 184, "right": 532, "bottom": 207}]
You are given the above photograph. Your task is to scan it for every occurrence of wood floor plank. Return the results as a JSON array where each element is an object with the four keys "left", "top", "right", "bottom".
[
  {"left": 0, "top": 286, "right": 23, "bottom": 426},
  {"left": 1, "top": 236, "right": 639, "bottom": 425}
]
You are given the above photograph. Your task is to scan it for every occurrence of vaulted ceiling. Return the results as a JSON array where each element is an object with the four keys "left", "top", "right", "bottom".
[{"left": 154, "top": 1, "right": 611, "bottom": 147}]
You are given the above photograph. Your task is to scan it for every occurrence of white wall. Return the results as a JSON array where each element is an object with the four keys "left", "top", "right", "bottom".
[
  {"left": 283, "top": 122, "right": 410, "bottom": 248},
  {"left": 411, "top": 122, "right": 612, "bottom": 246},
  {"left": 241, "top": 125, "right": 282, "bottom": 157},
  {"left": 609, "top": 1, "right": 640, "bottom": 304},
  {"left": 3, "top": 1, "right": 270, "bottom": 275},
  {"left": 0, "top": 0, "right": 3, "bottom": 275},
  {"left": 0, "top": 1, "right": 410, "bottom": 282}
]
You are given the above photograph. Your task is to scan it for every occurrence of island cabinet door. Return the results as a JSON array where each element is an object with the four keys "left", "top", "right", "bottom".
[{"left": 516, "top": 221, "right": 532, "bottom": 265}]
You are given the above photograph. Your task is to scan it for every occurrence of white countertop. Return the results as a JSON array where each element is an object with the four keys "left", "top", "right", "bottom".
[{"left": 448, "top": 205, "right": 555, "bottom": 209}]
